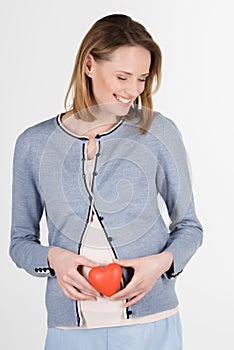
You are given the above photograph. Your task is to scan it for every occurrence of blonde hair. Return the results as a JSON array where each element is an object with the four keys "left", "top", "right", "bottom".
[{"left": 64, "top": 14, "right": 162, "bottom": 135}]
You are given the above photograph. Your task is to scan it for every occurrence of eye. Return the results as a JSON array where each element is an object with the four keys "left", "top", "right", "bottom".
[
  {"left": 118, "top": 77, "right": 127, "bottom": 80},
  {"left": 139, "top": 79, "right": 146, "bottom": 82}
]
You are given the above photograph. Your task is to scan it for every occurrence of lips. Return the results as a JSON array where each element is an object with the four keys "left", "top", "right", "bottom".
[{"left": 113, "top": 94, "right": 132, "bottom": 104}]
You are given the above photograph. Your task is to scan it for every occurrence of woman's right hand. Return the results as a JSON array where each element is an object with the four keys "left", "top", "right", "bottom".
[{"left": 47, "top": 247, "right": 101, "bottom": 301}]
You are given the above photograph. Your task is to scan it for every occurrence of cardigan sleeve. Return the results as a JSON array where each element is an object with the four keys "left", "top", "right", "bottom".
[
  {"left": 9, "top": 131, "right": 55, "bottom": 278},
  {"left": 156, "top": 116, "right": 203, "bottom": 278}
]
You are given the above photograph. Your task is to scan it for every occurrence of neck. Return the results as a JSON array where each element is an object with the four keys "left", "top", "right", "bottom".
[{"left": 61, "top": 112, "right": 121, "bottom": 138}]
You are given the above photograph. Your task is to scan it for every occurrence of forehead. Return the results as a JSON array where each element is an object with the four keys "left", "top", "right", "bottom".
[{"left": 101, "top": 45, "right": 151, "bottom": 71}]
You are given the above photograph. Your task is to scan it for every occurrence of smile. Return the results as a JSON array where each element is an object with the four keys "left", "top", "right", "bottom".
[{"left": 114, "top": 94, "right": 131, "bottom": 104}]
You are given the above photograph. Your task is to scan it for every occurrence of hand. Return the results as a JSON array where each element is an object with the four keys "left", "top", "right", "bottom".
[
  {"left": 47, "top": 247, "right": 101, "bottom": 301},
  {"left": 110, "top": 252, "right": 173, "bottom": 307}
]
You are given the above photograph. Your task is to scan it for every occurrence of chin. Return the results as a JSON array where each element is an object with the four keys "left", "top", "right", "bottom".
[
  {"left": 94, "top": 102, "right": 131, "bottom": 118},
  {"left": 110, "top": 104, "right": 131, "bottom": 117}
]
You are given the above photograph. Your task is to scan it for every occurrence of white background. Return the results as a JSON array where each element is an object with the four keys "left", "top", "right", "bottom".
[{"left": 1, "top": 1, "right": 233, "bottom": 349}]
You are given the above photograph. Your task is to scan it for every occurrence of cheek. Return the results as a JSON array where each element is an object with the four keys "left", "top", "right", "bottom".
[
  {"left": 139, "top": 84, "right": 146, "bottom": 95},
  {"left": 93, "top": 76, "right": 103, "bottom": 91},
  {"left": 96, "top": 76, "right": 115, "bottom": 95},
  {"left": 92, "top": 71, "right": 104, "bottom": 90},
  {"left": 103, "top": 77, "right": 120, "bottom": 93}
]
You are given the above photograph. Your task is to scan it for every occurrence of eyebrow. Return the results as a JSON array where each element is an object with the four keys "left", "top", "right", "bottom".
[{"left": 115, "top": 71, "right": 149, "bottom": 77}]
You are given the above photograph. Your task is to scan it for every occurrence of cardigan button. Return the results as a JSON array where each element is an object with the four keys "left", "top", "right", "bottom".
[
  {"left": 93, "top": 171, "right": 98, "bottom": 176},
  {"left": 99, "top": 216, "right": 104, "bottom": 221},
  {"left": 128, "top": 310, "right": 133, "bottom": 315},
  {"left": 108, "top": 236, "right": 113, "bottom": 242},
  {"left": 95, "top": 134, "right": 101, "bottom": 139},
  {"left": 50, "top": 268, "right": 55, "bottom": 276}
]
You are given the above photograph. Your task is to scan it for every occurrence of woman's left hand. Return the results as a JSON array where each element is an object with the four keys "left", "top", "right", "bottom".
[{"left": 110, "top": 252, "right": 173, "bottom": 307}]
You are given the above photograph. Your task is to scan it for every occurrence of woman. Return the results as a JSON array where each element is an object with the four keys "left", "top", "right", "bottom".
[{"left": 10, "top": 14, "right": 203, "bottom": 350}]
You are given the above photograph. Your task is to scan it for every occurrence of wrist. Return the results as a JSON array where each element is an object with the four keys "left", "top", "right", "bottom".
[
  {"left": 47, "top": 246, "right": 62, "bottom": 269},
  {"left": 159, "top": 251, "right": 174, "bottom": 274}
]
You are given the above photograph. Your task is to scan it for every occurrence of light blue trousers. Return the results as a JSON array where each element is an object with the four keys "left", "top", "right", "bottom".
[{"left": 44, "top": 312, "right": 183, "bottom": 350}]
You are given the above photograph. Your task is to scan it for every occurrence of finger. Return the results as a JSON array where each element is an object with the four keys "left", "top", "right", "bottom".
[
  {"left": 78, "top": 256, "right": 101, "bottom": 268},
  {"left": 112, "top": 258, "right": 136, "bottom": 268},
  {"left": 66, "top": 274, "right": 101, "bottom": 297},
  {"left": 110, "top": 279, "right": 141, "bottom": 301},
  {"left": 124, "top": 292, "right": 146, "bottom": 308},
  {"left": 78, "top": 274, "right": 101, "bottom": 295},
  {"left": 63, "top": 284, "right": 97, "bottom": 301}
]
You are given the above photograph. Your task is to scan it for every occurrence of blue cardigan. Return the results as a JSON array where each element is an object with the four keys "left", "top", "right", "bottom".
[{"left": 9, "top": 110, "right": 203, "bottom": 327}]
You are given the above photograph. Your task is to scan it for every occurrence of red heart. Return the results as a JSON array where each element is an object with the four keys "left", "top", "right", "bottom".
[{"left": 88, "top": 263, "right": 122, "bottom": 297}]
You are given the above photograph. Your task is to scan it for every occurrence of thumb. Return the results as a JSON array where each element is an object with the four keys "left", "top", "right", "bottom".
[
  {"left": 112, "top": 258, "right": 135, "bottom": 268},
  {"left": 78, "top": 256, "right": 100, "bottom": 268}
]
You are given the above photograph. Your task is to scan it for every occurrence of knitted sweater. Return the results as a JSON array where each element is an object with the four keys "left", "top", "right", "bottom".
[{"left": 9, "top": 110, "right": 203, "bottom": 327}]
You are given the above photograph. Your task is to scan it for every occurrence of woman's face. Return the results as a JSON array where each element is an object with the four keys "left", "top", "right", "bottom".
[{"left": 85, "top": 45, "right": 151, "bottom": 118}]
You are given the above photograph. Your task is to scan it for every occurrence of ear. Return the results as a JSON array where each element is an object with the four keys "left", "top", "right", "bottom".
[{"left": 85, "top": 53, "right": 95, "bottom": 77}]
